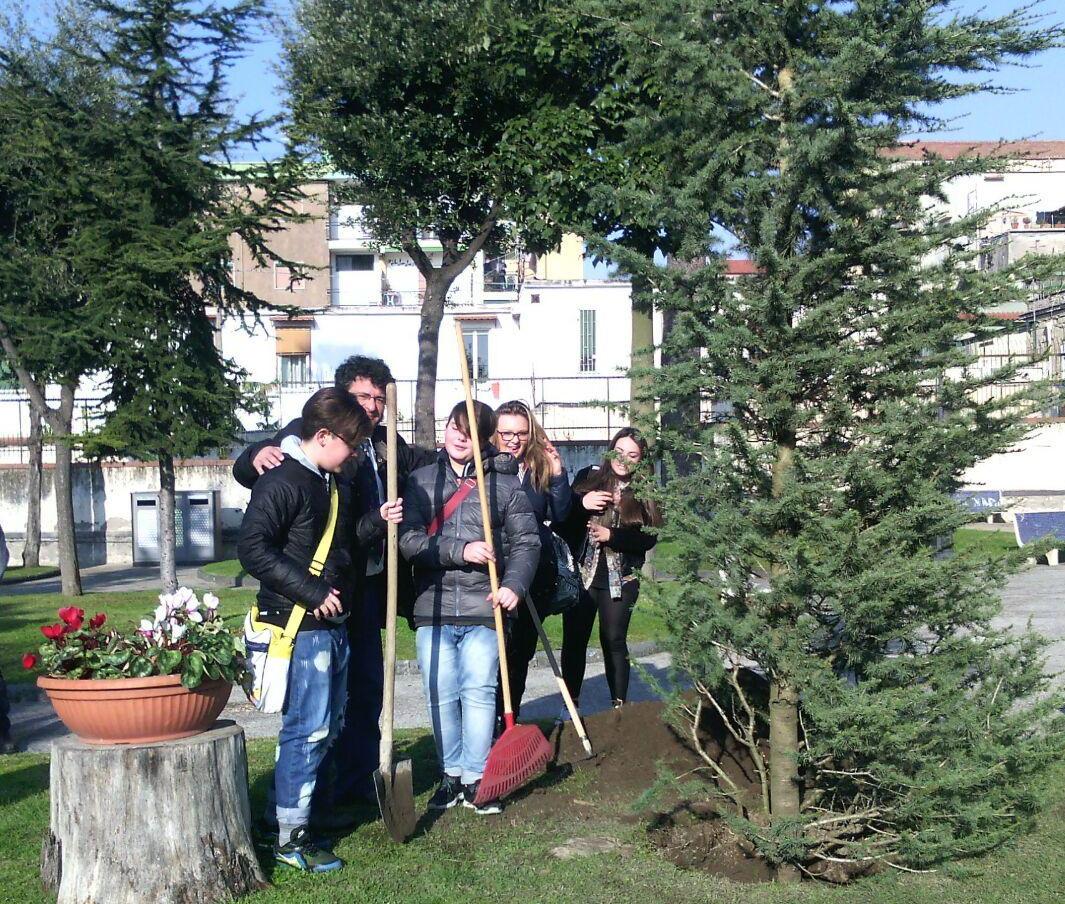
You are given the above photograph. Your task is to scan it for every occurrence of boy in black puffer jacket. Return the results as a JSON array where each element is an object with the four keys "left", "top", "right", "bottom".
[
  {"left": 237, "top": 387, "right": 370, "bottom": 873},
  {"left": 399, "top": 400, "right": 540, "bottom": 815}
]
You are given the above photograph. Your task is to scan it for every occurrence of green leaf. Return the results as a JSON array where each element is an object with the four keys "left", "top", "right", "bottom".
[
  {"left": 128, "top": 656, "right": 153, "bottom": 678},
  {"left": 156, "top": 649, "right": 182, "bottom": 675}
]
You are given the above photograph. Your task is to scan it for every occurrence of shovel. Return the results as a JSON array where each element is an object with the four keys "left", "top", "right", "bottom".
[
  {"left": 454, "top": 324, "right": 552, "bottom": 807},
  {"left": 373, "top": 382, "right": 417, "bottom": 843}
]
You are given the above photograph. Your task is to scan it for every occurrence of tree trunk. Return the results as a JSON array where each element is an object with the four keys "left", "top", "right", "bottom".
[
  {"left": 629, "top": 275, "right": 656, "bottom": 425},
  {"left": 769, "top": 678, "right": 802, "bottom": 882},
  {"left": 41, "top": 722, "right": 267, "bottom": 904},
  {"left": 23, "top": 398, "right": 43, "bottom": 567},
  {"left": 661, "top": 255, "right": 704, "bottom": 477},
  {"left": 414, "top": 275, "right": 449, "bottom": 450},
  {"left": 158, "top": 453, "right": 178, "bottom": 592},
  {"left": 53, "top": 384, "right": 82, "bottom": 597},
  {"left": 769, "top": 436, "right": 801, "bottom": 881}
]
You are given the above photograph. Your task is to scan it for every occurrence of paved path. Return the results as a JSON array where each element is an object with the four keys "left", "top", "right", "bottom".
[
  {"left": 8, "top": 562, "right": 1065, "bottom": 753},
  {"left": 1, "top": 563, "right": 207, "bottom": 597}
]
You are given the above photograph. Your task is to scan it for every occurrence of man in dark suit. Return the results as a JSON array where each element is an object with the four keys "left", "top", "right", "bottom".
[{"left": 233, "top": 355, "right": 434, "bottom": 808}]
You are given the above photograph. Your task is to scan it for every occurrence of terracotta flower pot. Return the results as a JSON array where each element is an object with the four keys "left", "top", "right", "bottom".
[{"left": 38, "top": 674, "right": 231, "bottom": 745}]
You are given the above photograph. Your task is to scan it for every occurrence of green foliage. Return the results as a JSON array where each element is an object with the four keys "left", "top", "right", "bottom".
[
  {"left": 598, "top": 0, "right": 1065, "bottom": 875},
  {"left": 29, "top": 589, "right": 244, "bottom": 689},
  {"left": 286, "top": 0, "right": 622, "bottom": 256}
]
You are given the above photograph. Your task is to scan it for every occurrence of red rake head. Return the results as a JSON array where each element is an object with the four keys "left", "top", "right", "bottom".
[{"left": 473, "top": 723, "right": 552, "bottom": 806}]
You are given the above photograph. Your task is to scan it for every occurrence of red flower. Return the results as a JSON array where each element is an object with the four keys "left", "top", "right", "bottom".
[
  {"left": 89, "top": 612, "right": 107, "bottom": 630},
  {"left": 21, "top": 653, "right": 38, "bottom": 670},
  {"left": 58, "top": 607, "right": 85, "bottom": 629},
  {"left": 40, "top": 623, "right": 65, "bottom": 640}
]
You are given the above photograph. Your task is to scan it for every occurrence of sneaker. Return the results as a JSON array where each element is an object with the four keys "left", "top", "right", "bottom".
[
  {"left": 462, "top": 781, "right": 503, "bottom": 815},
  {"left": 274, "top": 826, "right": 343, "bottom": 873},
  {"left": 427, "top": 775, "right": 464, "bottom": 810}
]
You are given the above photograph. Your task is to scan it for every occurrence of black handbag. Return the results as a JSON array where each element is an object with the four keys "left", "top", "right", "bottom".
[{"left": 533, "top": 533, "right": 581, "bottom": 617}]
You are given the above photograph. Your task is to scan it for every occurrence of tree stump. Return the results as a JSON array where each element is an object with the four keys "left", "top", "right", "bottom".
[{"left": 41, "top": 720, "right": 268, "bottom": 904}]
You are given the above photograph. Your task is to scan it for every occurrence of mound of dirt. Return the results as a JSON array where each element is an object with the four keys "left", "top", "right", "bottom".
[{"left": 506, "top": 700, "right": 776, "bottom": 883}]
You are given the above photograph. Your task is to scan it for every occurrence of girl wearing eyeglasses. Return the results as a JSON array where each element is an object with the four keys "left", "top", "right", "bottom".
[
  {"left": 559, "top": 427, "right": 662, "bottom": 711},
  {"left": 493, "top": 401, "right": 573, "bottom": 717}
]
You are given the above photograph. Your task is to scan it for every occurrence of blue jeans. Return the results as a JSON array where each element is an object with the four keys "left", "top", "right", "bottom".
[
  {"left": 271, "top": 628, "right": 350, "bottom": 828},
  {"left": 319, "top": 581, "right": 384, "bottom": 802},
  {"left": 416, "top": 624, "right": 499, "bottom": 785}
]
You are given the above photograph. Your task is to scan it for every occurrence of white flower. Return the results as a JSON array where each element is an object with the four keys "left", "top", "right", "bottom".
[
  {"left": 188, "top": 610, "right": 204, "bottom": 624},
  {"left": 158, "top": 592, "right": 176, "bottom": 612},
  {"left": 185, "top": 596, "right": 201, "bottom": 612},
  {"left": 138, "top": 619, "right": 154, "bottom": 635},
  {"left": 153, "top": 604, "right": 169, "bottom": 626},
  {"left": 175, "top": 587, "right": 195, "bottom": 606},
  {"left": 170, "top": 623, "right": 187, "bottom": 643},
  {"left": 203, "top": 592, "right": 220, "bottom": 611}
]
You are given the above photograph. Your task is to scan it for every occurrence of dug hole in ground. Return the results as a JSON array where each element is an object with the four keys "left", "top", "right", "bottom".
[{"left": 526, "top": 698, "right": 773, "bottom": 884}]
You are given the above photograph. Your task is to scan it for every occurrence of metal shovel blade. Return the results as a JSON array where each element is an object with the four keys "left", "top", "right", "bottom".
[{"left": 373, "top": 757, "right": 417, "bottom": 843}]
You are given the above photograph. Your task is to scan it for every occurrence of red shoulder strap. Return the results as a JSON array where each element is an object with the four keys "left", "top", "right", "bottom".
[{"left": 426, "top": 478, "right": 477, "bottom": 537}]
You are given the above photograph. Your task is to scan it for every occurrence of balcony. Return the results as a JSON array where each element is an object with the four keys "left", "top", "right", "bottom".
[{"left": 329, "top": 286, "right": 425, "bottom": 308}]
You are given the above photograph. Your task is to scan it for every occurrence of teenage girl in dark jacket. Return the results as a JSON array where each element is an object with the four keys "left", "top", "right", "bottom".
[
  {"left": 559, "top": 427, "right": 662, "bottom": 709},
  {"left": 493, "top": 400, "right": 572, "bottom": 717}
]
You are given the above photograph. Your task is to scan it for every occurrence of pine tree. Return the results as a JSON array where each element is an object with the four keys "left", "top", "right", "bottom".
[
  {"left": 73, "top": 0, "right": 301, "bottom": 590},
  {"left": 596, "top": 0, "right": 1065, "bottom": 878},
  {"left": 0, "top": 22, "right": 120, "bottom": 595},
  {"left": 285, "top": 0, "right": 623, "bottom": 446}
]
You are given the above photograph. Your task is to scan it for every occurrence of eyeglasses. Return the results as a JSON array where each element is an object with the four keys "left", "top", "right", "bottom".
[
  {"left": 353, "top": 391, "right": 387, "bottom": 408},
  {"left": 498, "top": 431, "right": 530, "bottom": 442},
  {"left": 330, "top": 432, "right": 362, "bottom": 453}
]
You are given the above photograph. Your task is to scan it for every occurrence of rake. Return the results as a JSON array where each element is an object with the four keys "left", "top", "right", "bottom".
[{"left": 454, "top": 323, "right": 552, "bottom": 806}]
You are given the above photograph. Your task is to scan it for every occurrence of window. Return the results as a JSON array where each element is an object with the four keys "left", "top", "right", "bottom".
[
  {"left": 273, "top": 263, "right": 306, "bottom": 292},
  {"left": 579, "top": 309, "right": 596, "bottom": 372},
  {"left": 278, "top": 354, "right": 309, "bottom": 386},
  {"left": 462, "top": 327, "right": 490, "bottom": 380},
  {"left": 335, "top": 254, "right": 374, "bottom": 271}
]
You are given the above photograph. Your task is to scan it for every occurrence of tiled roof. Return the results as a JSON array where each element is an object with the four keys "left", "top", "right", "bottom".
[
  {"left": 888, "top": 141, "right": 1065, "bottom": 161},
  {"left": 725, "top": 258, "right": 760, "bottom": 275}
]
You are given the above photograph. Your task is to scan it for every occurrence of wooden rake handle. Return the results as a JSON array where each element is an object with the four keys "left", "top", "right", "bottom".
[{"left": 453, "top": 323, "right": 515, "bottom": 723}]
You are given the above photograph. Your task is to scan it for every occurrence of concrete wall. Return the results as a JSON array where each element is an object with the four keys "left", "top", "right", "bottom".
[{"left": 0, "top": 461, "right": 252, "bottom": 567}]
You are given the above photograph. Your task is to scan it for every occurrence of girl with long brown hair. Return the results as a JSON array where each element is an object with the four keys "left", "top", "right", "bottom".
[
  {"left": 493, "top": 400, "right": 572, "bottom": 717},
  {"left": 559, "top": 427, "right": 662, "bottom": 710}
]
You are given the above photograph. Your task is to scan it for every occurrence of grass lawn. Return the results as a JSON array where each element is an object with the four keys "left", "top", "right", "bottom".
[
  {"left": 0, "top": 566, "right": 61, "bottom": 585},
  {"left": 201, "top": 558, "right": 251, "bottom": 579},
  {"left": 655, "top": 526, "right": 1019, "bottom": 570},
  {"left": 1, "top": 734, "right": 1063, "bottom": 904},
  {"left": 0, "top": 586, "right": 669, "bottom": 685}
]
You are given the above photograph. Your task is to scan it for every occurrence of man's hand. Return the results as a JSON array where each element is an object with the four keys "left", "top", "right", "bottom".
[
  {"left": 313, "top": 589, "right": 344, "bottom": 620},
  {"left": 582, "top": 490, "right": 613, "bottom": 513},
  {"left": 252, "top": 445, "right": 285, "bottom": 475},
  {"left": 588, "top": 522, "right": 612, "bottom": 544},
  {"left": 490, "top": 587, "right": 521, "bottom": 611},
  {"left": 463, "top": 541, "right": 496, "bottom": 565},
  {"left": 379, "top": 498, "right": 403, "bottom": 524}
]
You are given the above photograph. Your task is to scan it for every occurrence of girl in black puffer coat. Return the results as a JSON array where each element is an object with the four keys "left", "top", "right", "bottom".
[{"left": 399, "top": 401, "right": 539, "bottom": 814}]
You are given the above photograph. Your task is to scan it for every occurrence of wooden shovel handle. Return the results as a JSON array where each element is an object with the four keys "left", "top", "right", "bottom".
[
  {"left": 453, "top": 323, "right": 514, "bottom": 719},
  {"left": 379, "top": 382, "right": 400, "bottom": 772}
]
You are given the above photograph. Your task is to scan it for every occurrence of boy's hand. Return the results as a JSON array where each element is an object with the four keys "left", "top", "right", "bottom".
[
  {"left": 490, "top": 587, "right": 521, "bottom": 611},
  {"left": 253, "top": 445, "right": 285, "bottom": 474},
  {"left": 544, "top": 441, "right": 564, "bottom": 477},
  {"left": 314, "top": 589, "right": 344, "bottom": 620},
  {"left": 463, "top": 541, "right": 495, "bottom": 565},
  {"left": 379, "top": 499, "right": 403, "bottom": 524}
]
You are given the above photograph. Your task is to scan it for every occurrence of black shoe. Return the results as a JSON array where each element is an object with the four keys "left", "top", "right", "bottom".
[
  {"left": 428, "top": 775, "right": 464, "bottom": 810},
  {"left": 462, "top": 781, "right": 503, "bottom": 815}
]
